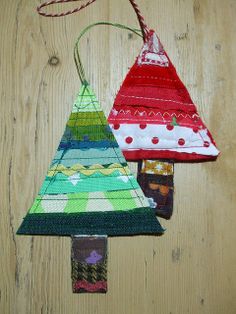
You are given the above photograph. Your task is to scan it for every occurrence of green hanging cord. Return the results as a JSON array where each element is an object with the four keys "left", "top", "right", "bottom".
[{"left": 73, "top": 22, "right": 142, "bottom": 85}]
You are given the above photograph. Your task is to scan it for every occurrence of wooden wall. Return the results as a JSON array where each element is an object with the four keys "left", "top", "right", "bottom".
[{"left": 1, "top": 0, "right": 236, "bottom": 313}]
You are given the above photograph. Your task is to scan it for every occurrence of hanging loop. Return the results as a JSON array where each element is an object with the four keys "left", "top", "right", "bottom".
[
  {"left": 128, "top": 0, "right": 149, "bottom": 40},
  {"left": 37, "top": 0, "right": 149, "bottom": 41},
  {"left": 37, "top": 0, "right": 97, "bottom": 17},
  {"left": 73, "top": 22, "right": 142, "bottom": 84}
]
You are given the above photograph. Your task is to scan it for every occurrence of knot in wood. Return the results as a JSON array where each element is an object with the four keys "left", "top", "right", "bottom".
[{"left": 48, "top": 56, "right": 60, "bottom": 66}]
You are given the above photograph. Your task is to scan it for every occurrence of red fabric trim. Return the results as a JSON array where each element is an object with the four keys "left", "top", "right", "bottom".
[
  {"left": 123, "top": 149, "right": 218, "bottom": 162},
  {"left": 73, "top": 280, "right": 107, "bottom": 292}
]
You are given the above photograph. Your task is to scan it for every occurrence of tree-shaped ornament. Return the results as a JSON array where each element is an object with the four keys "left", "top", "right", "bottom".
[
  {"left": 17, "top": 84, "right": 162, "bottom": 236},
  {"left": 108, "top": 18, "right": 220, "bottom": 219},
  {"left": 17, "top": 1, "right": 164, "bottom": 293}
]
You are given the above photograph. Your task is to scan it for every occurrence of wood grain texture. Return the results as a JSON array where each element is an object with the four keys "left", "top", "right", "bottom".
[{"left": 1, "top": 0, "right": 236, "bottom": 313}]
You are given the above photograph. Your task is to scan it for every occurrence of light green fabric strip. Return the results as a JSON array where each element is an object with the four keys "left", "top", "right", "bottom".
[
  {"left": 29, "top": 189, "right": 147, "bottom": 214},
  {"left": 104, "top": 190, "right": 137, "bottom": 211},
  {"left": 72, "top": 85, "right": 102, "bottom": 112}
]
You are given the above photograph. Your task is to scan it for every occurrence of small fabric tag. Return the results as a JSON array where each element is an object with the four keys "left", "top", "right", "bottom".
[
  {"left": 138, "top": 30, "right": 169, "bottom": 67},
  {"left": 137, "top": 160, "right": 174, "bottom": 219},
  {"left": 71, "top": 235, "right": 108, "bottom": 293}
]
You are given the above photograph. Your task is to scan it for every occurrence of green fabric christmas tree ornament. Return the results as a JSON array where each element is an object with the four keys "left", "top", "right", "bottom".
[
  {"left": 17, "top": 0, "right": 165, "bottom": 294},
  {"left": 17, "top": 83, "right": 163, "bottom": 236}
]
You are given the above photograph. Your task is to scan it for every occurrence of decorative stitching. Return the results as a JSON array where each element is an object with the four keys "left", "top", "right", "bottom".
[
  {"left": 111, "top": 108, "right": 199, "bottom": 119},
  {"left": 118, "top": 93, "right": 194, "bottom": 105},
  {"left": 130, "top": 75, "right": 178, "bottom": 82}
]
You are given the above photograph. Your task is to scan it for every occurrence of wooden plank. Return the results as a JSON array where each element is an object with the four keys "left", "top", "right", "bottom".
[{"left": 0, "top": 0, "right": 236, "bottom": 313}]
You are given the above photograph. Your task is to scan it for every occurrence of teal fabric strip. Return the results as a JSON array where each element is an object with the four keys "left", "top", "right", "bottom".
[
  {"left": 17, "top": 207, "right": 164, "bottom": 236},
  {"left": 52, "top": 148, "right": 126, "bottom": 167},
  {"left": 39, "top": 174, "right": 139, "bottom": 194},
  {"left": 58, "top": 139, "right": 118, "bottom": 150}
]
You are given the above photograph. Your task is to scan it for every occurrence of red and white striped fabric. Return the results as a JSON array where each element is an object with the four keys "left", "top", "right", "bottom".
[{"left": 108, "top": 30, "right": 220, "bottom": 161}]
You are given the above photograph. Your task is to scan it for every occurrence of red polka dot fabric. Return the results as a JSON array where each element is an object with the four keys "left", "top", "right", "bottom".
[
  {"left": 152, "top": 137, "right": 159, "bottom": 145},
  {"left": 108, "top": 30, "right": 220, "bottom": 162}
]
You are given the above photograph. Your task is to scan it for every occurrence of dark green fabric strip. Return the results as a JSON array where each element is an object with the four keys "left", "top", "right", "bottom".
[{"left": 17, "top": 208, "right": 164, "bottom": 236}]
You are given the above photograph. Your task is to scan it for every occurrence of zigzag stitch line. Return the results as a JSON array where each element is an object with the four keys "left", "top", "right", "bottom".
[{"left": 112, "top": 109, "right": 199, "bottom": 119}]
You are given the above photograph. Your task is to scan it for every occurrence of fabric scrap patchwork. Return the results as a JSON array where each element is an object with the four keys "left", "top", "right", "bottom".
[
  {"left": 17, "top": 84, "right": 163, "bottom": 236},
  {"left": 71, "top": 236, "right": 108, "bottom": 293},
  {"left": 137, "top": 160, "right": 174, "bottom": 219},
  {"left": 108, "top": 30, "right": 219, "bottom": 162}
]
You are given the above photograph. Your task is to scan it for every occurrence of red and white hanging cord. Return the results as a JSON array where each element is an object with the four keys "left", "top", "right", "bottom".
[{"left": 37, "top": 0, "right": 149, "bottom": 41}]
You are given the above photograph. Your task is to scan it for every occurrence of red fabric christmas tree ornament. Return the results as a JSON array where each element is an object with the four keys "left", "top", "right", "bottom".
[{"left": 108, "top": 30, "right": 220, "bottom": 162}]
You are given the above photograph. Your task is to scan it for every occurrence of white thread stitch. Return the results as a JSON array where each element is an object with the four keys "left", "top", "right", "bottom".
[
  {"left": 118, "top": 93, "right": 194, "bottom": 106},
  {"left": 112, "top": 108, "right": 198, "bottom": 119},
  {"left": 131, "top": 75, "right": 178, "bottom": 82}
]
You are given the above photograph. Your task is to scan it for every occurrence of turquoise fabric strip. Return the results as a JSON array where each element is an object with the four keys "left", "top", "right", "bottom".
[
  {"left": 52, "top": 148, "right": 126, "bottom": 167},
  {"left": 39, "top": 174, "right": 139, "bottom": 194}
]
